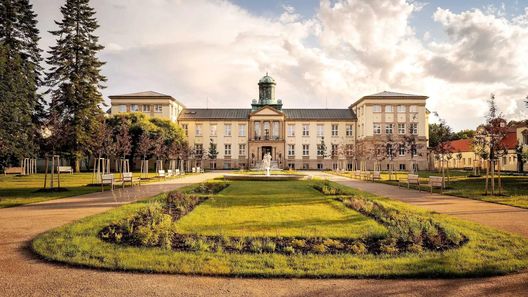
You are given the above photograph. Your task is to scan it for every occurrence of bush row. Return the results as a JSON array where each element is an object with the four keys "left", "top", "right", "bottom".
[
  {"left": 340, "top": 196, "right": 467, "bottom": 252},
  {"left": 187, "top": 182, "right": 229, "bottom": 194},
  {"left": 312, "top": 180, "right": 347, "bottom": 195}
]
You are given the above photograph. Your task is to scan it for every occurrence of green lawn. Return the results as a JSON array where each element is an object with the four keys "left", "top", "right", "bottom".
[
  {"left": 176, "top": 181, "right": 387, "bottom": 238},
  {"left": 0, "top": 172, "right": 162, "bottom": 208},
  {"left": 32, "top": 179, "right": 528, "bottom": 278},
  {"left": 339, "top": 170, "right": 528, "bottom": 209}
]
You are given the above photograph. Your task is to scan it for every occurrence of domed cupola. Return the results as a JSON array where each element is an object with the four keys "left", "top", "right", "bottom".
[{"left": 252, "top": 73, "right": 283, "bottom": 111}]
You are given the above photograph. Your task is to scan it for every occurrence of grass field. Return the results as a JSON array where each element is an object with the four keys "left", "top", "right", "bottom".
[
  {"left": 340, "top": 170, "right": 528, "bottom": 209},
  {"left": 32, "top": 179, "right": 528, "bottom": 278},
  {"left": 176, "top": 181, "right": 387, "bottom": 238},
  {"left": 0, "top": 172, "right": 162, "bottom": 208}
]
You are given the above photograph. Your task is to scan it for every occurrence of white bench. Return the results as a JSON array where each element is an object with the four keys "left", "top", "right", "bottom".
[
  {"left": 175, "top": 169, "right": 180, "bottom": 175},
  {"left": 361, "top": 171, "right": 371, "bottom": 180},
  {"left": 353, "top": 170, "right": 361, "bottom": 179},
  {"left": 121, "top": 172, "right": 140, "bottom": 188},
  {"left": 192, "top": 167, "right": 196, "bottom": 173},
  {"left": 197, "top": 167, "right": 202, "bottom": 173},
  {"left": 157, "top": 170, "right": 166, "bottom": 179},
  {"left": 101, "top": 174, "right": 115, "bottom": 191},
  {"left": 398, "top": 174, "right": 421, "bottom": 191},
  {"left": 429, "top": 176, "right": 444, "bottom": 194},
  {"left": 167, "top": 169, "right": 173, "bottom": 177},
  {"left": 372, "top": 171, "right": 381, "bottom": 181},
  {"left": 4, "top": 167, "right": 23, "bottom": 175},
  {"left": 57, "top": 166, "right": 73, "bottom": 174}
]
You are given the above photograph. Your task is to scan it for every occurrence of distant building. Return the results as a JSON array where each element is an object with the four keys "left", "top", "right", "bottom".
[
  {"left": 436, "top": 123, "right": 528, "bottom": 172},
  {"left": 109, "top": 91, "right": 185, "bottom": 123},
  {"left": 177, "top": 74, "right": 429, "bottom": 170}
]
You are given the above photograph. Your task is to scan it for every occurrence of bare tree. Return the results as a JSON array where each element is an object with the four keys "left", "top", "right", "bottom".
[
  {"left": 136, "top": 132, "right": 152, "bottom": 178},
  {"left": 115, "top": 121, "right": 132, "bottom": 173},
  {"left": 431, "top": 112, "right": 453, "bottom": 188}
]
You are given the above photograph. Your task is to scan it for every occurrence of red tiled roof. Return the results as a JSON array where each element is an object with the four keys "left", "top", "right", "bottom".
[
  {"left": 446, "top": 139, "right": 473, "bottom": 152},
  {"left": 501, "top": 132, "right": 518, "bottom": 149}
]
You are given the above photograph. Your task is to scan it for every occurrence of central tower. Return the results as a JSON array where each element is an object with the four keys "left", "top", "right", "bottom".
[{"left": 252, "top": 73, "right": 283, "bottom": 111}]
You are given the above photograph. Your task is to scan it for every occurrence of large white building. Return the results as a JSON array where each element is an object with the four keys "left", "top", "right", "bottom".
[{"left": 110, "top": 75, "right": 430, "bottom": 170}]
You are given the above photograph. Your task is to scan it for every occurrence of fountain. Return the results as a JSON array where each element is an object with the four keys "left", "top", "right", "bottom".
[{"left": 223, "top": 153, "right": 307, "bottom": 181}]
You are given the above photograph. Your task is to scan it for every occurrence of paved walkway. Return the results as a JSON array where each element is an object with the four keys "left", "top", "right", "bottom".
[
  {"left": 0, "top": 171, "right": 527, "bottom": 296},
  {"left": 311, "top": 172, "right": 528, "bottom": 238}
]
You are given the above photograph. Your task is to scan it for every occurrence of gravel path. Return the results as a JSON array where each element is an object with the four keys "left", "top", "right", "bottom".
[{"left": 0, "top": 171, "right": 527, "bottom": 297}]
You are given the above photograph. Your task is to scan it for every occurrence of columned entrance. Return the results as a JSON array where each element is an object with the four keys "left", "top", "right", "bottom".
[{"left": 261, "top": 146, "right": 272, "bottom": 159}]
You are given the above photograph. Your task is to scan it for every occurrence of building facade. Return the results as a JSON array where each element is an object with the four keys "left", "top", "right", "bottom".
[
  {"left": 109, "top": 91, "right": 185, "bottom": 123},
  {"left": 175, "top": 75, "right": 429, "bottom": 170}
]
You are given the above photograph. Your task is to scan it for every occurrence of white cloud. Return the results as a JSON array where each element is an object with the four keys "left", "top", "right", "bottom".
[{"left": 32, "top": 0, "right": 528, "bottom": 130}]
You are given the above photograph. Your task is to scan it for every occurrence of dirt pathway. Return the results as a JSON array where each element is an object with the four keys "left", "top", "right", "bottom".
[{"left": 0, "top": 171, "right": 527, "bottom": 296}]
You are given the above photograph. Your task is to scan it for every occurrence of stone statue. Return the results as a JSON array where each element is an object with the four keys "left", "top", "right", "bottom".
[{"left": 263, "top": 152, "right": 272, "bottom": 176}]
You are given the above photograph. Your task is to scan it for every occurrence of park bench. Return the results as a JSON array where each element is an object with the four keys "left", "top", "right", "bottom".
[
  {"left": 121, "top": 172, "right": 140, "bottom": 188},
  {"left": 353, "top": 170, "right": 361, "bottom": 179},
  {"left": 4, "top": 167, "right": 23, "bottom": 175},
  {"left": 192, "top": 167, "right": 196, "bottom": 173},
  {"left": 175, "top": 169, "right": 180, "bottom": 175},
  {"left": 167, "top": 169, "right": 173, "bottom": 177},
  {"left": 398, "top": 174, "right": 421, "bottom": 191},
  {"left": 197, "top": 167, "right": 202, "bottom": 173},
  {"left": 57, "top": 166, "right": 73, "bottom": 174},
  {"left": 101, "top": 174, "right": 115, "bottom": 192},
  {"left": 428, "top": 176, "right": 444, "bottom": 194},
  {"left": 361, "top": 171, "right": 371, "bottom": 180},
  {"left": 372, "top": 171, "right": 381, "bottom": 181},
  {"left": 157, "top": 170, "right": 166, "bottom": 179}
]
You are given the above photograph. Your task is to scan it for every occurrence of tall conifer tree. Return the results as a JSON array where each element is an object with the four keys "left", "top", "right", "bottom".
[
  {"left": 45, "top": 0, "right": 106, "bottom": 171},
  {"left": 0, "top": 0, "right": 42, "bottom": 168}
]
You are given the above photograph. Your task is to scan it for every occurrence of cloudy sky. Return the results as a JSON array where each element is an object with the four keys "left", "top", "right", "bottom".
[{"left": 32, "top": 0, "right": 528, "bottom": 130}]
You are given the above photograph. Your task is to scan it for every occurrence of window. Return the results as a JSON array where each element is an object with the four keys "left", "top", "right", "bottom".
[
  {"left": 287, "top": 124, "right": 295, "bottom": 137},
  {"left": 224, "top": 124, "right": 232, "bottom": 137},
  {"left": 332, "top": 163, "right": 338, "bottom": 170},
  {"left": 346, "top": 125, "right": 353, "bottom": 137},
  {"left": 181, "top": 124, "right": 188, "bottom": 136},
  {"left": 254, "top": 122, "right": 261, "bottom": 138},
  {"left": 385, "top": 123, "right": 393, "bottom": 134},
  {"left": 410, "top": 123, "right": 418, "bottom": 134},
  {"left": 372, "top": 105, "right": 382, "bottom": 112},
  {"left": 410, "top": 105, "right": 418, "bottom": 112},
  {"left": 142, "top": 105, "right": 151, "bottom": 112},
  {"left": 399, "top": 164, "right": 406, "bottom": 171},
  {"left": 523, "top": 131, "right": 528, "bottom": 145},
  {"left": 210, "top": 124, "right": 217, "bottom": 136},
  {"left": 331, "top": 124, "right": 338, "bottom": 136},
  {"left": 398, "top": 123, "right": 405, "bottom": 134},
  {"left": 239, "top": 124, "right": 246, "bottom": 137},
  {"left": 195, "top": 124, "right": 202, "bottom": 136},
  {"left": 154, "top": 104, "right": 163, "bottom": 112},
  {"left": 239, "top": 144, "right": 246, "bottom": 156},
  {"left": 331, "top": 144, "right": 338, "bottom": 156},
  {"left": 373, "top": 123, "right": 381, "bottom": 134},
  {"left": 130, "top": 104, "right": 139, "bottom": 112},
  {"left": 397, "top": 105, "right": 406, "bottom": 113},
  {"left": 385, "top": 105, "right": 393, "bottom": 112},
  {"left": 272, "top": 122, "right": 279, "bottom": 139},
  {"left": 288, "top": 144, "right": 295, "bottom": 156},
  {"left": 317, "top": 144, "right": 325, "bottom": 156},
  {"left": 302, "top": 124, "right": 309, "bottom": 136},
  {"left": 288, "top": 163, "right": 295, "bottom": 169},
  {"left": 317, "top": 124, "right": 324, "bottom": 137},
  {"left": 224, "top": 162, "right": 231, "bottom": 169},
  {"left": 264, "top": 122, "right": 270, "bottom": 139},
  {"left": 194, "top": 144, "right": 203, "bottom": 155},
  {"left": 303, "top": 163, "right": 309, "bottom": 170},
  {"left": 317, "top": 163, "right": 324, "bottom": 170},
  {"left": 224, "top": 144, "right": 231, "bottom": 156},
  {"left": 302, "top": 144, "right": 309, "bottom": 156},
  {"left": 399, "top": 145, "right": 405, "bottom": 156},
  {"left": 411, "top": 144, "right": 417, "bottom": 156},
  {"left": 119, "top": 104, "right": 126, "bottom": 112}
]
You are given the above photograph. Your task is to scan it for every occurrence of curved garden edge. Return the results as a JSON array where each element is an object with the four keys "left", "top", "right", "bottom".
[{"left": 31, "top": 181, "right": 528, "bottom": 279}]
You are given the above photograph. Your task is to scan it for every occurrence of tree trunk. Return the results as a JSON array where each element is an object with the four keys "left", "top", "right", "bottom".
[
  {"left": 43, "top": 157, "right": 49, "bottom": 189},
  {"left": 484, "top": 161, "right": 489, "bottom": 195},
  {"left": 498, "top": 161, "right": 502, "bottom": 195},
  {"left": 491, "top": 160, "right": 495, "bottom": 195}
]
